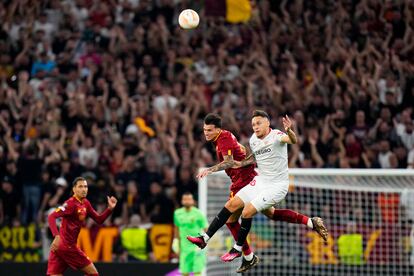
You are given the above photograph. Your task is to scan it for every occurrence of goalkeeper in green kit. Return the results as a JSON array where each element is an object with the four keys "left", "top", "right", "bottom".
[{"left": 173, "top": 192, "right": 208, "bottom": 276}]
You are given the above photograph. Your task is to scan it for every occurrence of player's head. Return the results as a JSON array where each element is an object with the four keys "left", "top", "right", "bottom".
[
  {"left": 203, "top": 113, "right": 222, "bottom": 141},
  {"left": 252, "top": 110, "right": 271, "bottom": 139},
  {"left": 181, "top": 192, "right": 195, "bottom": 208},
  {"left": 72, "top": 177, "right": 88, "bottom": 199}
]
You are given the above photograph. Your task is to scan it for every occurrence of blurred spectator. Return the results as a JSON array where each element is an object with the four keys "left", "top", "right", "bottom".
[
  {"left": 0, "top": 0, "right": 412, "bottom": 231},
  {"left": 378, "top": 140, "right": 398, "bottom": 168},
  {"left": 409, "top": 148, "right": 414, "bottom": 169},
  {"left": 38, "top": 176, "right": 68, "bottom": 223},
  {"left": 14, "top": 144, "right": 44, "bottom": 224},
  {"left": 31, "top": 52, "right": 56, "bottom": 77},
  {"left": 0, "top": 176, "right": 21, "bottom": 225},
  {"left": 145, "top": 182, "right": 174, "bottom": 224}
]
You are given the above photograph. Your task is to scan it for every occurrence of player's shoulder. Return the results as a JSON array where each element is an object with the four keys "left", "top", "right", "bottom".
[
  {"left": 217, "top": 129, "right": 238, "bottom": 146},
  {"left": 192, "top": 207, "right": 204, "bottom": 216},
  {"left": 59, "top": 197, "right": 75, "bottom": 211},
  {"left": 272, "top": 128, "right": 285, "bottom": 136},
  {"left": 270, "top": 129, "right": 285, "bottom": 141},
  {"left": 219, "top": 130, "right": 234, "bottom": 141},
  {"left": 65, "top": 197, "right": 76, "bottom": 206},
  {"left": 83, "top": 198, "right": 91, "bottom": 206},
  {"left": 174, "top": 207, "right": 185, "bottom": 215}
]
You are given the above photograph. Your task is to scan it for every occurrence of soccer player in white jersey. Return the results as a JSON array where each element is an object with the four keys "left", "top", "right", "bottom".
[
  {"left": 188, "top": 110, "right": 328, "bottom": 268},
  {"left": 220, "top": 110, "right": 328, "bottom": 262}
]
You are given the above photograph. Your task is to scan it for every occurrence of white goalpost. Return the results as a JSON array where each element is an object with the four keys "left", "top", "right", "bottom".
[{"left": 199, "top": 169, "right": 414, "bottom": 276}]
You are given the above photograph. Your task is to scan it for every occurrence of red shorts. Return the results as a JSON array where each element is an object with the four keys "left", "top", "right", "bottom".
[
  {"left": 47, "top": 243, "right": 91, "bottom": 275},
  {"left": 229, "top": 187, "right": 243, "bottom": 200},
  {"left": 229, "top": 178, "right": 255, "bottom": 200}
]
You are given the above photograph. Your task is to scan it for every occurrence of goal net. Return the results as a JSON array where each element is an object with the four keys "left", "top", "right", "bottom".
[{"left": 198, "top": 169, "right": 414, "bottom": 276}]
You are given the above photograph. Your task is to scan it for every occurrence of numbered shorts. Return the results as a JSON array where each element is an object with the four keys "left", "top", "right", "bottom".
[
  {"left": 236, "top": 175, "right": 289, "bottom": 212},
  {"left": 47, "top": 243, "right": 92, "bottom": 275},
  {"left": 179, "top": 249, "right": 206, "bottom": 274}
]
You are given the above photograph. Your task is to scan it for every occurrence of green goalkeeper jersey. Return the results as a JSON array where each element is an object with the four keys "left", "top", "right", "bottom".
[{"left": 174, "top": 207, "right": 208, "bottom": 252}]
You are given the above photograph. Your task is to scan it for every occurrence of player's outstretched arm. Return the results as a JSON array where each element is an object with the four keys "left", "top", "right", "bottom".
[
  {"left": 197, "top": 154, "right": 235, "bottom": 179},
  {"left": 233, "top": 152, "right": 256, "bottom": 169},
  {"left": 86, "top": 196, "right": 117, "bottom": 224},
  {"left": 281, "top": 115, "right": 297, "bottom": 144}
]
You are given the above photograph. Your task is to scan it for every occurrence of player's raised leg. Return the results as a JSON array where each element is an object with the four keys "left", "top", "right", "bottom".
[
  {"left": 226, "top": 208, "right": 254, "bottom": 256},
  {"left": 221, "top": 202, "right": 258, "bottom": 262},
  {"left": 187, "top": 195, "right": 244, "bottom": 248},
  {"left": 261, "top": 207, "right": 328, "bottom": 241},
  {"left": 232, "top": 210, "right": 260, "bottom": 274}
]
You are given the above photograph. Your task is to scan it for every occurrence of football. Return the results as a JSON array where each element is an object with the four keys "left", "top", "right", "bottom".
[{"left": 178, "top": 9, "right": 200, "bottom": 29}]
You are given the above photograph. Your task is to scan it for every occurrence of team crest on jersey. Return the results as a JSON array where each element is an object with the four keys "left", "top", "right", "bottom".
[{"left": 77, "top": 207, "right": 87, "bottom": 221}]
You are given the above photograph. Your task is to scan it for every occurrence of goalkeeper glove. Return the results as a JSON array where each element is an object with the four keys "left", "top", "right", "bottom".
[{"left": 172, "top": 238, "right": 179, "bottom": 254}]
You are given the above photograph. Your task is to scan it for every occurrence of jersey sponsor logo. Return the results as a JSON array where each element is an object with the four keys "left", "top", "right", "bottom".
[{"left": 255, "top": 148, "right": 271, "bottom": 155}]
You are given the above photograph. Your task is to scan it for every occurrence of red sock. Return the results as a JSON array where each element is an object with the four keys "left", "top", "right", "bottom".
[
  {"left": 226, "top": 222, "right": 252, "bottom": 255},
  {"left": 272, "top": 209, "right": 309, "bottom": 226}
]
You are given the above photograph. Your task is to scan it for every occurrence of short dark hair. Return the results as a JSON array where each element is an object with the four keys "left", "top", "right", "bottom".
[
  {"left": 204, "top": 113, "right": 222, "bottom": 128},
  {"left": 72, "top": 177, "right": 87, "bottom": 187},
  {"left": 252, "top": 110, "right": 270, "bottom": 120}
]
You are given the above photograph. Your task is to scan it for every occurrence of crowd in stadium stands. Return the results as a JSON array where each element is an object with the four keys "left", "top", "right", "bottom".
[{"left": 0, "top": 0, "right": 413, "bottom": 240}]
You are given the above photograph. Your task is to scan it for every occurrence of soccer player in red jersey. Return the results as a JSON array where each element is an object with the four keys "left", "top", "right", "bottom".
[
  {"left": 196, "top": 114, "right": 259, "bottom": 272},
  {"left": 47, "top": 177, "right": 117, "bottom": 276},
  {"left": 188, "top": 113, "right": 327, "bottom": 273}
]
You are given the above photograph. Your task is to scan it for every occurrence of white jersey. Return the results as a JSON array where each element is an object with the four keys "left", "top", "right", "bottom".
[{"left": 249, "top": 129, "right": 288, "bottom": 183}]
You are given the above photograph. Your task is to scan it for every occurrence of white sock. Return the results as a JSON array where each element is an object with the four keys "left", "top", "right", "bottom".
[
  {"left": 307, "top": 218, "right": 313, "bottom": 229},
  {"left": 244, "top": 252, "right": 254, "bottom": 261},
  {"left": 202, "top": 233, "right": 210, "bottom": 242},
  {"left": 233, "top": 244, "right": 242, "bottom": 252}
]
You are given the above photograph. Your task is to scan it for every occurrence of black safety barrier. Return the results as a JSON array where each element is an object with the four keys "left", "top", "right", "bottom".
[{"left": 0, "top": 262, "right": 178, "bottom": 276}]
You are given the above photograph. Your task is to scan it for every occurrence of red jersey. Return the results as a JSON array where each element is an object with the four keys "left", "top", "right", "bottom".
[
  {"left": 48, "top": 197, "right": 112, "bottom": 245},
  {"left": 213, "top": 130, "right": 257, "bottom": 193}
]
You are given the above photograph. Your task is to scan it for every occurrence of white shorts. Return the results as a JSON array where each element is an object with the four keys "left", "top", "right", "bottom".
[{"left": 236, "top": 175, "right": 289, "bottom": 212}]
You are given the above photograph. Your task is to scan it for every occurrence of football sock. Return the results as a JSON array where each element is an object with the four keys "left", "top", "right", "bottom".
[
  {"left": 272, "top": 209, "right": 312, "bottom": 228},
  {"left": 234, "top": 244, "right": 242, "bottom": 251},
  {"left": 205, "top": 207, "right": 232, "bottom": 240},
  {"left": 307, "top": 218, "right": 314, "bottom": 229},
  {"left": 244, "top": 252, "right": 254, "bottom": 261},
  {"left": 226, "top": 222, "right": 252, "bottom": 255},
  {"left": 236, "top": 217, "right": 252, "bottom": 247}
]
